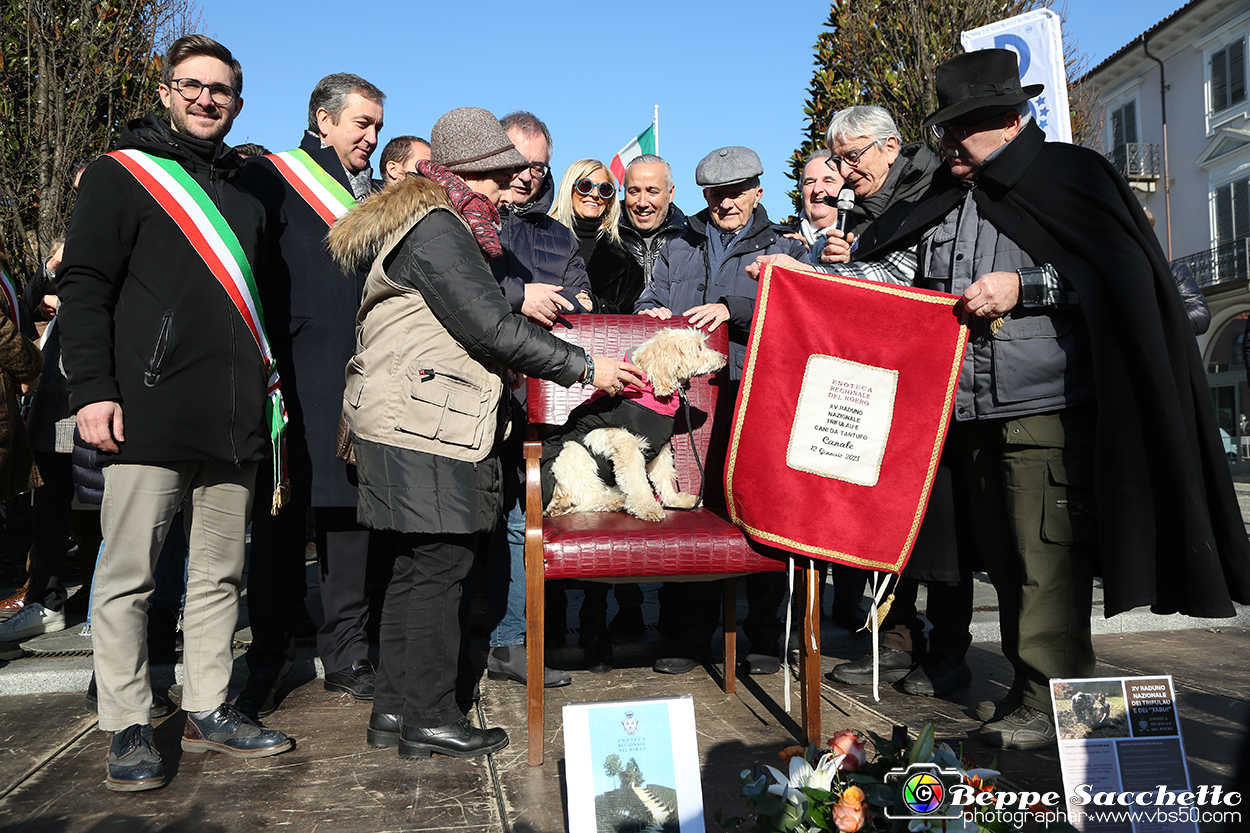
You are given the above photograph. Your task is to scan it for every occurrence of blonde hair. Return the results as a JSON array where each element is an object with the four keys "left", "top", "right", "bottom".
[{"left": 549, "top": 158, "right": 622, "bottom": 247}]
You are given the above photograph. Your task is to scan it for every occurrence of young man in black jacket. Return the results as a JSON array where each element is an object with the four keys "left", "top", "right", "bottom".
[{"left": 58, "top": 34, "right": 292, "bottom": 793}]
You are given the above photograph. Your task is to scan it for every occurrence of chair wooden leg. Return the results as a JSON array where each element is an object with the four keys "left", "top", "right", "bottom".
[
  {"left": 723, "top": 577, "right": 737, "bottom": 694},
  {"left": 524, "top": 518, "right": 545, "bottom": 766},
  {"left": 800, "top": 560, "right": 822, "bottom": 744}
]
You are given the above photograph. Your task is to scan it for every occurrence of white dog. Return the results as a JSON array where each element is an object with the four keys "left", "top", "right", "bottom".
[{"left": 539, "top": 328, "right": 727, "bottom": 522}]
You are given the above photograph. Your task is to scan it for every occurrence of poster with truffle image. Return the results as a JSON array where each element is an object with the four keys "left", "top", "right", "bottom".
[
  {"left": 564, "top": 695, "right": 703, "bottom": 833},
  {"left": 1051, "top": 675, "right": 1198, "bottom": 832}
]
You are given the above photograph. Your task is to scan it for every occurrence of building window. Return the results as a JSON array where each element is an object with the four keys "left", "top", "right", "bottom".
[
  {"left": 1211, "top": 37, "right": 1247, "bottom": 114},
  {"left": 1215, "top": 176, "right": 1249, "bottom": 244},
  {"left": 1111, "top": 101, "right": 1138, "bottom": 148}
]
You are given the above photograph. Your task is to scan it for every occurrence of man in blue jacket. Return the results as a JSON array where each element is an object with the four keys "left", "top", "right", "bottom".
[
  {"left": 636, "top": 146, "right": 807, "bottom": 675},
  {"left": 484, "top": 111, "right": 593, "bottom": 688}
]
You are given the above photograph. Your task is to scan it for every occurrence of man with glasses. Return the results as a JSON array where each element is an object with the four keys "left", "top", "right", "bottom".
[
  {"left": 636, "top": 146, "right": 807, "bottom": 677},
  {"left": 765, "top": 49, "right": 1250, "bottom": 750},
  {"left": 58, "top": 34, "right": 293, "bottom": 792},
  {"left": 483, "top": 111, "right": 592, "bottom": 689},
  {"left": 812, "top": 105, "right": 941, "bottom": 264},
  {"left": 235, "top": 72, "right": 390, "bottom": 720}
]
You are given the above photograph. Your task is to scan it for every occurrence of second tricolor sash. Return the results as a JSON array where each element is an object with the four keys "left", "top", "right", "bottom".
[
  {"left": 267, "top": 148, "right": 356, "bottom": 226},
  {"left": 107, "top": 148, "right": 290, "bottom": 512}
]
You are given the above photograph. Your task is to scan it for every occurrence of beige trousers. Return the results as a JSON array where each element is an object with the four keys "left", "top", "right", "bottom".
[{"left": 92, "top": 461, "right": 256, "bottom": 731}]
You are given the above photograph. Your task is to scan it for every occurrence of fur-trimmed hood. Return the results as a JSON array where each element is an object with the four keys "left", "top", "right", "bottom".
[{"left": 327, "top": 174, "right": 456, "bottom": 274}]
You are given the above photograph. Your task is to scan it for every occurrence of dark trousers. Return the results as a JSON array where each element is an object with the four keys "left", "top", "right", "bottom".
[
  {"left": 878, "top": 575, "right": 974, "bottom": 658},
  {"left": 28, "top": 451, "right": 73, "bottom": 610},
  {"left": 657, "top": 572, "right": 786, "bottom": 658},
  {"left": 245, "top": 502, "right": 309, "bottom": 680},
  {"left": 946, "top": 409, "right": 1097, "bottom": 712},
  {"left": 374, "top": 532, "right": 478, "bottom": 727},
  {"left": 315, "top": 506, "right": 394, "bottom": 675}
]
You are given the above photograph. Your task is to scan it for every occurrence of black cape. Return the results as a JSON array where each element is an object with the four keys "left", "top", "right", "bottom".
[{"left": 858, "top": 122, "right": 1250, "bottom": 618}]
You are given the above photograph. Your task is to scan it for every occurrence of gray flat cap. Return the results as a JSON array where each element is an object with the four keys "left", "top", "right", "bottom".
[
  {"left": 695, "top": 146, "right": 763, "bottom": 187},
  {"left": 431, "top": 107, "right": 528, "bottom": 175}
]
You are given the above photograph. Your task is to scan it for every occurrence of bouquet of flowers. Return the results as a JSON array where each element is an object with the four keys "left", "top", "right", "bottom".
[{"left": 727, "top": 724, "right": 1075, "bottom": 833}]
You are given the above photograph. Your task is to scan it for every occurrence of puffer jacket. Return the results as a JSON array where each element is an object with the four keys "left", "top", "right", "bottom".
[
  {"left": 0, "top": 305, "right": 42, "bottom": 501},
  {"left": 636, "top": 205, "right": 807, "bottom": 379},
  {"left": 493, "top": 174, "right": 591, "bottom": 312}
]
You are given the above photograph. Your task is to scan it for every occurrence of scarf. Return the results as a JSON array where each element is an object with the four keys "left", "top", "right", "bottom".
[{"left": 414, "top": 160, "right": 502, "bottom": 258}]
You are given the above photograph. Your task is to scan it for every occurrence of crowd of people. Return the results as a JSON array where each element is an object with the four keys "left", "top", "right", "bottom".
[{"left": 0, "top": 33, "right": 1247, "bottom": 794}]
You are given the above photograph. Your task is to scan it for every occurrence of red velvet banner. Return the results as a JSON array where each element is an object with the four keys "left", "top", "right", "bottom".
[{"left": 726, "top": 264, "right": 968, "bottom": 572}]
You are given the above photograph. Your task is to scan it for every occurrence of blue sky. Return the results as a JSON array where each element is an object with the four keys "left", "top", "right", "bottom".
[{"left": 203, "top": 0, "right": 1189, "bottom": 222}]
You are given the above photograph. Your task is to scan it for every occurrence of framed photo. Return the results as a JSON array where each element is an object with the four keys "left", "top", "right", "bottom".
[{"left": 563, "top": 695, "right": 704, "bottom": 833}]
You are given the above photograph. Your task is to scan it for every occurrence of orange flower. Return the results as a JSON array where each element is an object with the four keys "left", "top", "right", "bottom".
[
  {"left": 828, "top": 730, "right": 867, "bottom": 772},
  {"left": 833, "top": 785, "right": 869, "bottom": 832},
  {"left": 778, "top": 745, "right": 806, "bottom": 762}
]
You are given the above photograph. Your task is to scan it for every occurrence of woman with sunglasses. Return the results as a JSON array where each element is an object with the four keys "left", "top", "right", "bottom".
[
  {"left": 548, "top": 159, "right": 650, "bottom": 671},
  {"left": 550, "top": 160, "right": 637, "bottom": 314}
]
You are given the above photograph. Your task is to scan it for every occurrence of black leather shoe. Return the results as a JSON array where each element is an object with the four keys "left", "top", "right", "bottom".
[
  {"left": 367, "top": 712, "right": 401, "bottom": 748},
  {"left": 742, "top": 653, "right": 782, "bottom": 675},
  {"left": 181, "top": 703, "right": 294, "bottom": 758},
  {"left": 900, "top": 654, "right": 972, "bottom": 697},
  {"left": 85, "top": 673, "right": 175, "bottom": 720},
  {"left": 324, "top": 659, "right": 376, "bottom": 700},
  {"left": 106, "top": 723, "right": 164, "bottom": 792},
  {"left": 486, "top": 646, "right": 571, "bottom": 688},
  {"left": 826, "top": 647, "right": 917, "bottom": 685},
  {"left": 653, "top": 656, "right": 698, "bottom": 675},
  {"left": 236, "top": 671, "right": 286, "bottom": 719},
  {"left": 398, "top": 717, "right": 508, "bottom": 759}
]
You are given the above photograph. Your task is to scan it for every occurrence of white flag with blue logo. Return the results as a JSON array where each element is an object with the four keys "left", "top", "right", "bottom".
[{"left": 961, "top": 8, "right": 1071, "bottom": 144}]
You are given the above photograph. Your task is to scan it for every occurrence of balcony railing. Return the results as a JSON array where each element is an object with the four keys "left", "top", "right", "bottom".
[
  {"left": 1173, "top": 237, "right": 1250, "bottom": 288},
  {"left": 1107, "top": 142, "right": 1161, "bottom": 181}
]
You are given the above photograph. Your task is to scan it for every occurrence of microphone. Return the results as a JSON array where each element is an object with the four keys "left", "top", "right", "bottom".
[{"left": 832, "top": 188, "right": 856, "bottom": 233}]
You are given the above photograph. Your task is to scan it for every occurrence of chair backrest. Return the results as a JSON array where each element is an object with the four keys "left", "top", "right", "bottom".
[{"left": 527, "top": 314, "right": 730, "bottom": 495}]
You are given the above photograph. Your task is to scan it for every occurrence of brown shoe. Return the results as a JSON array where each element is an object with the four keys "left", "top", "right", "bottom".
[{"left": 0, "top": 586, "right": 28, "bottom": 621}]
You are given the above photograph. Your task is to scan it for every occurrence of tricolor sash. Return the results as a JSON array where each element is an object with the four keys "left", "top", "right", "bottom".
[
  {"left": 107, "top": 149, "right": 290, "bottom": 512},
  {"left": 0, "top": 266, "right": 19, "bottom": 329},
  {"left": 266, "top": 148, "right": 356, "bottom": 225}
]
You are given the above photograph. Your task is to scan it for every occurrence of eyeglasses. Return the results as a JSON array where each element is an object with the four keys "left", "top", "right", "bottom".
[
  {"left": 168, "top": 77, "right": 237, "bottom": 106},
  {"left": 574, "top": 178, "right": 615, "bottom": 200},
  {"left": 527, "top": 162, "right": 549, "bottom": 179},
  {"left": 826, "top": 139, "right": 880, "bottom": 170},
  {"left": 930, "top": 111, "right": 1010, "bottom": 141}
]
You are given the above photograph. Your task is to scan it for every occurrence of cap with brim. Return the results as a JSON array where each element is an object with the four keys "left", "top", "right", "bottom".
[
  {"left": 922, "top": 49, "right": 1044, "bottom": 128},
  {"left": 695, "top": 146, "right": 763, "bottom": 188},
  {"left": 431, "top": 107, "right": 529, "bottom": 175}
]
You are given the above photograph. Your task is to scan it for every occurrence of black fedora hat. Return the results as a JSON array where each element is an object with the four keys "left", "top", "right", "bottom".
[{"left": 922, "top": 49, "right": 1044, "bottom": 128}]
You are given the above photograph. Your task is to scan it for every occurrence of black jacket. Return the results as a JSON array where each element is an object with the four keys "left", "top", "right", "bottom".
[
  {"left": 238, "top": 134, "right": 373, "bottom": 507},
  {"left": 615, "top": 203, "right": 688, "bottom": 312},
  {"left": 58, "top": 115, "right": 270, "bottom": 466},
  {"left": 493, "top": 175, "right": 591, "bottom": 312},
  {"left": 848, "top": 142, "right": 942, "bottom": 254},
  {"left": 1170, "top": 261, "right": 1210, "bottom": 336},
  {"left": 860, "top": 121, "right": 1250, "bottom": 618}
]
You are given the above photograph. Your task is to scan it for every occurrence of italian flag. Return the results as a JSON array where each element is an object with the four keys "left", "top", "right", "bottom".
[{"left": 609, "top": 123, "right": 657, "bottom": 185}]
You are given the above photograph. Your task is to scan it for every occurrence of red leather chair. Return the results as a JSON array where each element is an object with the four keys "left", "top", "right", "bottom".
[{"left": 522, "top": 314, "right": 821, "bottom": 765}]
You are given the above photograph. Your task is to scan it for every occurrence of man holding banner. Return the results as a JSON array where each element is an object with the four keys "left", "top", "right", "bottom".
[
  {"left": 759, "top": 49, "right": 1250, "bottom": 749},
  {"left": 59, "top": 35, "right": 293, "bottom": 791}
]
